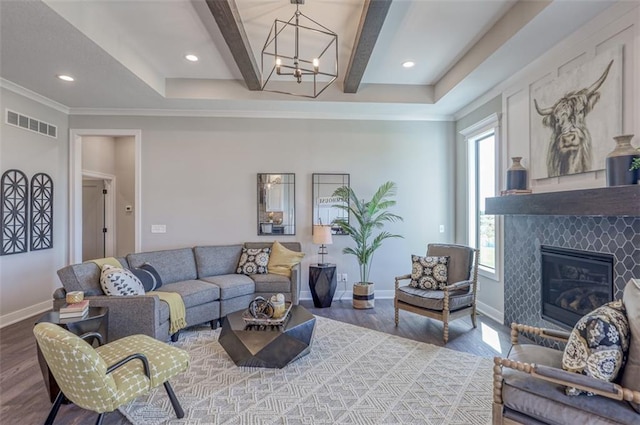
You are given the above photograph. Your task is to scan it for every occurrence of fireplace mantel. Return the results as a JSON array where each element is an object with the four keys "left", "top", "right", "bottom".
[{"left": 485, "top": 185, "right": 640, "bottom": 216}]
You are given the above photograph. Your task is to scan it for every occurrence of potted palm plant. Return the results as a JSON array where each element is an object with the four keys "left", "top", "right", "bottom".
[{"left": 332, "top": 181, "right": 403, "bottom": 309}]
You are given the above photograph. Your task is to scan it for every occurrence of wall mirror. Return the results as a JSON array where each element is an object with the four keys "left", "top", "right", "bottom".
[
  {"left": 312, "top": 173, "right": 349, "bottom": 235},
  {"left": 257, "top": 173, "right": 295, "bottom": 235}
]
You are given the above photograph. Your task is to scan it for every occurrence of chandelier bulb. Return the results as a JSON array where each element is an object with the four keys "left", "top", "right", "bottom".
[{"left": 313, "top": 58, "right": 319, "bottom": 73}]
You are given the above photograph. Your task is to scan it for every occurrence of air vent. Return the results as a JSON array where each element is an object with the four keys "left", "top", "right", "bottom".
[{"left": 5, "top": 109, "right": 57, "bottom": 139}]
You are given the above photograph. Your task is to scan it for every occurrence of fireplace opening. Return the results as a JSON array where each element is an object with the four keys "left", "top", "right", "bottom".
[{"left": 540, "top": 245, "right": 613, "bottom": 328}]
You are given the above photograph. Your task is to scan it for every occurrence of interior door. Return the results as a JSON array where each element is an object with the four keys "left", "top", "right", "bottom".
[{"left": 82, "top": 179, "right": 105, "bottom": 261}]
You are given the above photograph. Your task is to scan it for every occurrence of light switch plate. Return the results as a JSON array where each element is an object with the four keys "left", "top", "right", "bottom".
[{"left": 151, "top": 224, "right": 166, "bottom": 233}]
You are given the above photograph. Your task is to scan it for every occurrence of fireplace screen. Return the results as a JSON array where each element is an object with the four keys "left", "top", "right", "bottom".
[{"left": 540, "top": 245, "right": 613, "bottom": 328}]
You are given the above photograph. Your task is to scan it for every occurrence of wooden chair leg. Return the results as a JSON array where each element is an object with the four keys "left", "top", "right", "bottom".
[
  {"left": 164, "top": 381, "right": 184, "bottom": 419},
  {"left": 394, "top": 300, "right": 399, "bottom": 326},
  {"left": 471, "top": 307, "right": 477, "bottom": 328},
  {"left": 45, "top": 391, "right": 65, "bottom": 425},
  {"left": 95, "top": 413, "right": 105, "bottom": 425},
  {"left": 443, "top": 320, "right": 449, "bottom": 344}
]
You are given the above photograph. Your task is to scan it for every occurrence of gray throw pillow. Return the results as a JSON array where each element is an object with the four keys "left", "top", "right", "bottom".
[{"left": 130, "top": 263, "right": 163, "bottom": 292}]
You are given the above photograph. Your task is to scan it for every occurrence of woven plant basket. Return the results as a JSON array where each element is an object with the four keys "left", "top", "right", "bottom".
[{"left": 353, "top": 283, "right": 375, "bottom": 309}]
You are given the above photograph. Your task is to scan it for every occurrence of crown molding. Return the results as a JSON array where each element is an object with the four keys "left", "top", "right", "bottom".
[
  {"left": 68, "top": 107, "right": 454, "bottom": 122},
  {"left": 0, "top": 79, "right": 70, "bottom": 114}
]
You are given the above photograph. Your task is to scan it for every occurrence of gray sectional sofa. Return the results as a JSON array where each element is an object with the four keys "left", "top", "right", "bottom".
[{"left": 53, "top": 242, "right": 301, "bottom": 342}]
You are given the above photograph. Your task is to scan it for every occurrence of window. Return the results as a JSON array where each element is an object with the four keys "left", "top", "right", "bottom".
[
  {"left": 473, "top": 131, "right": 496, "bottom": 270},
  {"left": 461, "top": 113, "right": 501, "bottom": 279}
]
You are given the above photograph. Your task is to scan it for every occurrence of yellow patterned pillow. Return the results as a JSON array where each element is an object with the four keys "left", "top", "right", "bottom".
[{"left": 268, "top": 241, "right": 305, "bottom": 277}]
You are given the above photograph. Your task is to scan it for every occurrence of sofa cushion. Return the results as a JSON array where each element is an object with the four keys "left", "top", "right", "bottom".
[
  {"left": 200, "top": 274, "right": 255, "bottom": 300},
  {"left": 396, "top": 285, "right": 473, "bottom": 311},
  {"left": 100, "top": 265, "right": 145, "bottom": 296},
  {"left": 562, "top": 300, "right": 629, "bottom": 396},
  {"left": 127, "top": 248, "right": 197, "bottom": 284},
  {"left": 236, "top": 247, "right": 270, "bottom": 275},
  {"left": 156, "top": 280, "right": 219, "bottom": 307},
  {"left": 130, "top": 264, "right": 163, "bottom": 292},
  {"left": 194, "top": 245, "right": 243, "bottom": 278},
  {"left": 622, "top": 278, "right": 640, "bottom": 412},
  {"left": 267, "top": 241, "right": 304, "bottom": 278},
  {"left": 251, "top": 273, "right": 291, "bottom": 293},
  {"left": 409, "top": 255, "right": 449, "bottom": 289},
  {"left": 503, "top": 344, "right": 637, "bottom": 424}
]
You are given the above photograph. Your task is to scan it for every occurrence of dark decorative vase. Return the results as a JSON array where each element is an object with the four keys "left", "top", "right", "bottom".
[
  {"left": 606, "top": 134, "right": 639, "bottom": 186},
  {"left": 506, "top": 157, "right": 528, "bottom": 190}
]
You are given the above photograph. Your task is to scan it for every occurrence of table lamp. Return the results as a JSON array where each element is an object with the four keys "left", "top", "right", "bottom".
[{"left": 312, "top": 225, "right": 333, "bottom": 266}]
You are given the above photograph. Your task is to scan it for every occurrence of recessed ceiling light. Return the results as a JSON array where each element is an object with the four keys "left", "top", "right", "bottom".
[
  {"left": 57, "top": 74, "right": 74, "bottom": 82},
  {"left": 185, "top": 54, "right": 199, "bottom": 62},
  {"left": 402, "top": 61, "right": 415, "bottom": 68}
]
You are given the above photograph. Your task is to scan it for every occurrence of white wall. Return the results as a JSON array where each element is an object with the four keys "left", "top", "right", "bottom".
[
  {"left": 69, "top": 115, "right": 456, "bottom": 299},
  {"left": 502, "top": 2, "right": 638, "bottom": 192},
  {"left": 114, "top": 136, "right": 136, "bottom": 256},
  {"left": 0, "top": 88, "right": 69, "bottom": 325}
]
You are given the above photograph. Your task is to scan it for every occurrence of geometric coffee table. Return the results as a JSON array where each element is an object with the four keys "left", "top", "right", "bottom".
[{"left": 218, "top": 305, "right": 316, "bottom": 369}]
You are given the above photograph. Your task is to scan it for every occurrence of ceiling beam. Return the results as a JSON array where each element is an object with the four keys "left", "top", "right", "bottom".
[
  {"left": 201, "top": 0, "right": 261, "bottom": 91},
  {"left": 343, "top": 0, "right": 393, "bottom": 94}
]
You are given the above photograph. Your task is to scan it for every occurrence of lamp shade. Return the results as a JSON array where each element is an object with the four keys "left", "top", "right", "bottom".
[{"left": 312, "top": 225, "right": 333, "bottom": 245}]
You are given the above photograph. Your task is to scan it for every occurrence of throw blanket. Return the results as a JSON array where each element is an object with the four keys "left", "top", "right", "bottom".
[
  {"left": 90, "top": 257, "right": 122, "bottom": 268},
  {"left": 147, "top": 291, "right": 187, "bottom": 334}
]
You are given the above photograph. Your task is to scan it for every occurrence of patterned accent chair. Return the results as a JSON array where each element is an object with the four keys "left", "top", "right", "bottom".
[
  {"left": 33, "top": 322, "right": 189, "bottom": 425},
  {"left": 394, "top": 243, "right": 479, "bottom": 343}
]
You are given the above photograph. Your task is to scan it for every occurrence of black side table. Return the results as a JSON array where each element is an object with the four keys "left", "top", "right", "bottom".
[
  {"left": 309, "top": 264, "right": 337, "bottom": 308},
  {"left": 35, "top": 307, "right": 109, "bottom": 402}
]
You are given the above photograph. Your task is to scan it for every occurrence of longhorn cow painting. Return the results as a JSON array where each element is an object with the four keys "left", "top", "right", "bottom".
[{"left": 530, "top": 50, "right": 621, "bottom": 179}]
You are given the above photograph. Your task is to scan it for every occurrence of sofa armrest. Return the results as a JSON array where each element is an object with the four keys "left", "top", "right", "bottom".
[
  {"left": 510, "top": 322, "right": 571, "bottom": 345},
  {"left": 290, "top": 264, "right": 301, "bottom": 305},
  {"left": 84, "top": 295, "right": 161, "bottom": 342},
  {"left": 492, "top": 357, "right": 640, "bottom": 403}
]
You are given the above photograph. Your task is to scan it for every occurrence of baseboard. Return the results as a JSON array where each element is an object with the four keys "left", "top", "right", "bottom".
[
  {"left": 0, "top": 300, "right": 51, "bottom": 328},
  {"left": 477, "top": 301, "right": 504, "bottom": 325},
  {"left": 300, "top": 289, "right": 396, "bottom": 301}
]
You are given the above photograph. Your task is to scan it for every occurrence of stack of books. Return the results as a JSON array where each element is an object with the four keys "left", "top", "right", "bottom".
[{"left": 59, "top": 300, "right": 89, "bottom": 319}]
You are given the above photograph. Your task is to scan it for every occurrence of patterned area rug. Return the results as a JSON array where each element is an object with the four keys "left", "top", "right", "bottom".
[{"left": 119, "top": 316, "right": 493, "bottom": 424}]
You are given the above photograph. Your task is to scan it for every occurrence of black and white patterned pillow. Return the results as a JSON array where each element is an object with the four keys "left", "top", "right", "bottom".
[
  {"left": 130, "top": 263, "right": 163, "bottom": 292},
  {"left": 409, "top": 255, "right": 449, "bottom": 290},
  {"left": 100, "top": 264, "right": 145, "bottom": 296},
  {"left": 562, "top": 299, "right": 630, "bottom": 396},
  {"left": 236, "top": 247, "right": 271, "bottom": 275}
]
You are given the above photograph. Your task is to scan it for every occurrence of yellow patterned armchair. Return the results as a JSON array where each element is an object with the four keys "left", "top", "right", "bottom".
[{"left": 33, "top": 322, "right": 189, "bottom": 425}]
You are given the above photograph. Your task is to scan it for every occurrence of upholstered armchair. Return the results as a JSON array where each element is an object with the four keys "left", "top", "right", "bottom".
[
  {"left": 394, "top": 243, "right": 479, "bottom": 343},
  {"left": 492, "top": 278, "right": 640, "bottom": 424},
  {"left": 33, "top": 322, "right": 189, "bottom": 425}
]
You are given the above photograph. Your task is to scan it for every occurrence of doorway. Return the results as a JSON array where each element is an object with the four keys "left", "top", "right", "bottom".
[
  {"left": 81, "top": 173, "right": 116, "bottom": 261},
  {"left": 69, "top": 129, "right": 141, "bottom": 264}
]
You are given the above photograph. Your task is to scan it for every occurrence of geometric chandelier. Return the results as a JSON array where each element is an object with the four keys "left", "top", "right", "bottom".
[{"left": 261, "top": 0, "right": 338, "bottom": 98}]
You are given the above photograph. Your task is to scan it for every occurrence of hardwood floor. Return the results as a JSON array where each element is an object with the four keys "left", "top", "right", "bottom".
[{"left": 0, "top": 299, "right": 512, "bottom": 424}]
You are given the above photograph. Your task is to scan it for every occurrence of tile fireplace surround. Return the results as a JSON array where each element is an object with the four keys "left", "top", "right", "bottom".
[{"left": 486, "top": 186, "right": 640, "bottom": 348}]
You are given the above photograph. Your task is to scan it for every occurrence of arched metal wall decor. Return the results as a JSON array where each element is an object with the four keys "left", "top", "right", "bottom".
[
  {"left": 1, "top": 169, "right": 29, "bottom": 255},
  {"left": 30, "top": 173, "right": 53, "bottom": 251}
]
